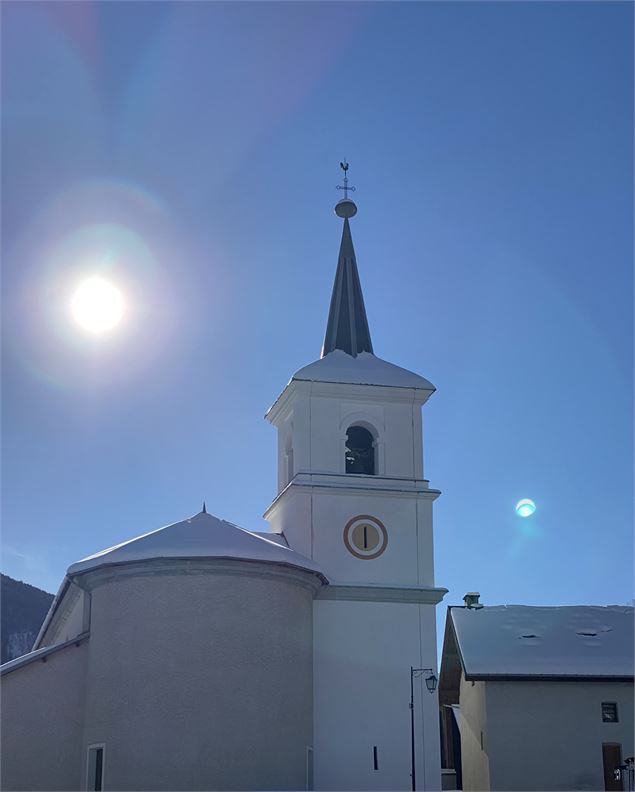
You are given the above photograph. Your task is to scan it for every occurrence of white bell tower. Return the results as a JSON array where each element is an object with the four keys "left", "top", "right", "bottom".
[{"left": 265, "top": 166, "right": 447, "bottom": 791}]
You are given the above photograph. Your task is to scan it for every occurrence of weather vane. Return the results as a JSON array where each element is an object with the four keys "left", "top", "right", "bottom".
[{"left": 336, "top": 160, "right": 356, "bottom": 200}]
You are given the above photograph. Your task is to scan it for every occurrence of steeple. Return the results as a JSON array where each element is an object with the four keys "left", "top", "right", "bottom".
[{"left": 321, "top": 162, "right": 373, "bottom": 358}]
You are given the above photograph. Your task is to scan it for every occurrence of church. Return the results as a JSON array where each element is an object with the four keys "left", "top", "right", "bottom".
[{"left": 1, "top": 179, "right": 448, "bottom": 791}]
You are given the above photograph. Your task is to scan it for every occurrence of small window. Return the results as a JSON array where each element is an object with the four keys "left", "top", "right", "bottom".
[
  {"left": 602, "top": 702, "right": 619, "bottom": 723},
  {"left": 373, "top": 746, "right": 379, "bottom": 772},
  {"left": 87, "top": 745, "right": 105, "bottom": 792},
  {"left": 285, "top": 448, "right": 294, "bottom": 484},
  {"left": 306, "top": 746, "right": 314, "bottom": 791},
  {"left": 345, "top": 426, "right": 375, "bottom": 475},
  {"left": 284, "top": 432, "right": 294, "bottom": 485}
]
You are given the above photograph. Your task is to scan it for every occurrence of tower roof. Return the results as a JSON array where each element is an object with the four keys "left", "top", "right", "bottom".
[
  {"left": 322, "top": 210, "right": 373, "bottom": 358},
  {"left": 293, "top": 349, "right": 435, "bottom": 391}
]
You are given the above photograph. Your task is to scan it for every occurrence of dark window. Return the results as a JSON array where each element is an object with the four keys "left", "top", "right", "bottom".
[
  {"left": 602, "top": 702, "right": 619, "bottom": 723},
  {"left": 345, "top": 426, "right": 375, "bottom": 474},
  {"left": 88, "top": 746, "right": 104, "bottom": 792},
  {"left": 373, "top": 746, "right": 379, "bottom": 771}
]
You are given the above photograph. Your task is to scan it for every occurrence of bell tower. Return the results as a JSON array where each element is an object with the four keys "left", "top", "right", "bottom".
[{"left": 264, "top": 165, "right": 447, "bottom": 790}]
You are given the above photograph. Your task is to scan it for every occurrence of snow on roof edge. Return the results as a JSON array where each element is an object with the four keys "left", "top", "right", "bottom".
[{"left": 67, "top": 554, "right": 329, "bottom": 584}]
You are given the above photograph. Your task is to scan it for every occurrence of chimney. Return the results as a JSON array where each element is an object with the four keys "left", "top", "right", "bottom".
[{"left": 463, "top": 592, "right": 483, "bottom": 609}]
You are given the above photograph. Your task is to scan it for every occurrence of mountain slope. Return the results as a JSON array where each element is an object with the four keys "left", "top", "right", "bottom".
[{"left": 1, "top": 574, "right": 54, "bottom": 663}]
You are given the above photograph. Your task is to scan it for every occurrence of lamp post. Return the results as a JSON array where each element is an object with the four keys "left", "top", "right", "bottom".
[
  {"left": 409, "top": 667, "right": 437, "bottom": 791},
  {"left": 615, "top": 757, "right": 634, "bottom": 792}
]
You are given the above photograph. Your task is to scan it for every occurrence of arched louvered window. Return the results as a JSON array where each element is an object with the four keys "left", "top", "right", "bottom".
[{"left": 345, "top": 426, "right": 375, "bottom": 475}]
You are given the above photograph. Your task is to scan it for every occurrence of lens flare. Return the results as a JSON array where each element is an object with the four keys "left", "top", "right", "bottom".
[
  {"left": 71, "top": 277, "right": 125, "bottom": 333},
  {"left": 515, "top": 498, "right": 536, "bottom": 518}
]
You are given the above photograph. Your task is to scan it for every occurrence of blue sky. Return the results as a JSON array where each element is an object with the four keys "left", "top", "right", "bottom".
[{"left": 2, "top": 0, "right": 633, "bottom": 637}]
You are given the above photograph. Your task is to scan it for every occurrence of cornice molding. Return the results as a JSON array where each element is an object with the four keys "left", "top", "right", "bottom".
[
  {"left": 264, "top": 476, "right": 441, "bottom": 519},
  {"left": 266, "top": 378, "right": 432, "bottom": 424},
  {"left": 72, "top": 556, "right": 327, "bottom": 594},
  {"left": 317, "top": 584, "right": 448, "bottom": 604}
]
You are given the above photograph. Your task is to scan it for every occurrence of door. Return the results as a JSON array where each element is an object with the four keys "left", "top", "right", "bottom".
[{"left": 603, "top": 743, "right": 623, "bottom": 791}]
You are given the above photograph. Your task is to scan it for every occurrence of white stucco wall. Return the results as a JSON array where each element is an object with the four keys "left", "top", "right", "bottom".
[
  {"left": 270, "top": 485, "right": 437, "bottom": 588},
  {"left": 80, "top": 561, "right": 316, "bottom": 792},
  {"left": 458, "top": 677, "right": 490, "bottom": 792},
  {"left": 39, "top": 582, "right": 88, "bottom": 648},
  {"left": 313, "top": 600, "right": 441, "bottom": 791},
  {"left": 1, "top": 640, "right": 88, "bottom": 791},
  {"left": 266, "top": 377, "right": 439, "bottom": 591},
  {"left": 271, "top": 382, "right": 427, "bottom": 487},
  {"left": 459, "top": 674, "right": 635, "bottom": 791},
  {"left": 485, "top": 679, "right": 635, "bottom": 791}
]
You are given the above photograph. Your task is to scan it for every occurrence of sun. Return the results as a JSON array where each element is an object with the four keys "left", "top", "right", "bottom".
[{"left": 71, "top": 277, "right": 125, "bottom": 334}]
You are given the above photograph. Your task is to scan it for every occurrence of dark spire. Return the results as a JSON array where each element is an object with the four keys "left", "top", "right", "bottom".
[
  {"left": 322, "top": 162, "right": 373, "bottom": 358},
  {"left": 201, "top": 501, "right": 207, "bottom": 514}
]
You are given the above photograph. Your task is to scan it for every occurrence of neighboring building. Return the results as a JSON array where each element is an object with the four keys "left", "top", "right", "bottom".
[
  {"left": 1, "top": 186, "right": 447, "bottom": 791},
  {"left": 438, "top": 597, "right": 635, "bottom": 791}
]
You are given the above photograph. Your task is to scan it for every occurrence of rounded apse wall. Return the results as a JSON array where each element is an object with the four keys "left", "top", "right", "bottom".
[{"left": 78, "top": 559, "right": 320, "bottom": 792}]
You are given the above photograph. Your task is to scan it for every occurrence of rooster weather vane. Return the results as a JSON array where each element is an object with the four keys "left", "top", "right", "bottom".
[{"left": 336, "top": 160, "right": 356, "bottom": 201}]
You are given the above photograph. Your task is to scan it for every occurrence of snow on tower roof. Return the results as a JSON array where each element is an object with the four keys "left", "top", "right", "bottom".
[
  {"left": 449, "top": 604, "right": 634, "bottom": 679},
  {"left": 293, "top": 350, "right": 435, "bottom": 391},
  {"left": 67, "top": 510, "right": 327, "bottom": 581}
]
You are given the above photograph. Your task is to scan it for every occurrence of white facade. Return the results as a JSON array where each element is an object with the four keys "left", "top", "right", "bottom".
[
  {"left": 265, "top": 345, "right": 446, "bottom": 788},
  {"left": 456, "top": 675, "right": 635, "bottom": 791},
  {"left": 313, "top": 599, "right": 441, "bottom": 791}
]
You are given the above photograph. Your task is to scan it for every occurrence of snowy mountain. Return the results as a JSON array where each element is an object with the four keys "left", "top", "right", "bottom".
[{"left": 1, "top": 574, "right": 53, "bottom": 664}]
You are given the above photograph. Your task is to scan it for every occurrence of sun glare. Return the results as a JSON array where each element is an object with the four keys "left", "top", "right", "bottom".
[{"left": 71, "top": 277, "right": 125, "bottom": 334}]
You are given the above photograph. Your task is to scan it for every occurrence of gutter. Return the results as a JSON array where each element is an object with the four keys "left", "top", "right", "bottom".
[
  {"left": 463, "top": 673, "right": 635, "bottom": 683},
  {"left": 1, "top": 631, "right": 89, "bottom": 676}
]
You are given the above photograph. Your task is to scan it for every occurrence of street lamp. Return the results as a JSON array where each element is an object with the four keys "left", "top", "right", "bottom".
[
  {"left": 410, "top": 667, "right": 438, "bottom": 791},
  {"left": 615, "top": 757, "right": 634, "bottom": 792}
]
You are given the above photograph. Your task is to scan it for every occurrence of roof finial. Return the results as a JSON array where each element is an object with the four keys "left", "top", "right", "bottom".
[
  {"left": 202, "top": 500, "right": 207, "bottom": 514},
  {"left": 335, "top": 160, "right": 357, "bottom": 218}
]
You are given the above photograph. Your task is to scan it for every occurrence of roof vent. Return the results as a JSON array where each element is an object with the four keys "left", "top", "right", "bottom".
[{"left": 463, "top": 592, "right": 483, "bottom": 609}]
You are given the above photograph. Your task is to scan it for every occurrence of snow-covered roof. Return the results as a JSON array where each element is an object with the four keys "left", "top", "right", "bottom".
[
  {"left": 67, "top": 511, "right": 327, "bottom": 581},
  {"left": 292, "top": 350, "right": 435, "bottom": 391},
  {"left": 249, "top": 531, "right": 289, "bottom": 547},
  {"left": 450, "top": 605, "right": 634, "bottom": 679}
]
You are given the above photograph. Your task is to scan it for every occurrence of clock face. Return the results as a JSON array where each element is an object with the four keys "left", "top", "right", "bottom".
[{"left": 343, "top": 515, "right": 388, "bottom": 560}]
